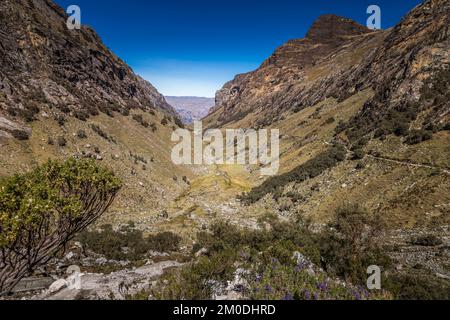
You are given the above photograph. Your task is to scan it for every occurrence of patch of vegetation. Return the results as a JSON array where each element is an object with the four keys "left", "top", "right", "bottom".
[
  {"left": 130, "top": 153, "right": 148, "bottom": 164},
  {"left": 409, "top": 235, "right": 443, "bottom": 247},
  {"left": 18, "top": 102, "right": 40, "bottom": 122},
  {"left": 340, "top": 68, "right": 449, "bottom": 145},
  {"left": 54, "top": 114, "right": 66, "bottom": 126},
  {"left": 77, "top": 129, "right": 88, "bottom": 139},
  {"left": 0, "top": 158, "right": 121, "bottom": 295},
  {"left": 319, "top": 204, "right": 390, "bottom": 285},
  {"left": 240, "top": 144, "right": 346, "bottom": 204},
  {"left": 152, "top": 211, "right": 391, "bottom": 300},
  {"left": 384, "top": 270, "right": 450, "bottom": 300},
  {"left": 57, "top": 136, "right": 67, "bottom": 147},
  {"left": 351, "top": 149, "right": 365, "bottom": 160},
  {"left": 74, "top": 110, "right": 89, "bottom": 122},
  {"left": 324, "top": 117, "right": 335, "bottom": 125},
  {"left": 98, "top": 103, "right": 115, "bottom": 117},
  {"left": 77, "top": 224, "right": 181, "bottom": 261},
  {"left": 120, "top": 107, "right": 130, "bottom": 117},
  {"left": 161, "top": 117, "right": 169, "bottom": 126},
  {"left": 91, "top": 124, "right": 116, "bottom": 143},
  {"left": 355, "top": 162, "right": 366, "bottom": 170},
  {"left": 11, "top": 130, "right": 30, "bottom": 141},
  {"left": 404, "top": 129, "right": 433, "bottom": 145},
  {"left": 147, "top": 232, "right": 182, "bottom": 253},
  {"left": 174, "top": 116, "right": 185, "bottom": 129},
  {"left": 132, "top": 114, "right": 150, "bottom": 128}
]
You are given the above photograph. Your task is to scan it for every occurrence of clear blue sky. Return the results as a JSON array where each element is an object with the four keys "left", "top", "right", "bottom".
[{"left": 54, "top": 0, "right": 423, "bottom": 97}]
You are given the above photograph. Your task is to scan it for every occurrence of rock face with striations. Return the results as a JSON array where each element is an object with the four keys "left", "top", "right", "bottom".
[
  {"left": 0, "top": 0, "right": 176, "bottom": 139},
  {"left": 205, "top": 0, "right": 449, "bottom": 131}
]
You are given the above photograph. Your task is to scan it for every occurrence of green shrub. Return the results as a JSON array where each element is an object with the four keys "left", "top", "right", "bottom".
[
  {"left": 147, "top": 232, "right": 182, "bottom": 252},
  {"left": 74, "top": 110, "right": 89, "bottom": 122},
  {"left": 319, "top": 204, "right": 390, "bottom": 284},
  {"left": 384, "top": 271, "right": 450, "bottom": 300},
  {"left": 18, "top": 102, "right": 41, "bottom": 122},
  {"left": 355, "top": 162, "right": 366, "bottom": 170},
  {"left": 161, "top": 117, "right": 169, "bottom": 126},
  {"left": 11, "top": 130, "right": 30, "bottom": 140},
  {"left": 154, "top": 215, "right": 391, "bottom": 300},
  {"left": 405, "top": 130, "right": 433, "bottom": 145},
  {"left": 77, "top": 129, "right": 87, "bottom": 139},
  {"left": 78, "top": 226, "right": 182, "bottom": 261},
  {"left": 240, "top": 145, "right": 346, "bottom": 204},
  {"left": 54, "top": 114, "right": 66, "bottom": 126},
  {"left": 153, "top": 250, "right": 236, "bottom": 300},
  {"left": 410, "top": 235, "right": 443, "bottom": 247},
  {"left": 57, "top": 136, "right": 67, "bottom": 147},
  {"left": 0, "top": 158, "right": 121, "bottom": 295},
  {"left": 91, "top": 124, "right": 115, "bottom": 143},
  {"left": 351, "top": 149, "right": 365, "bottom": 160},
  {"left": 132, "top": 114, "right": 150, "bottom": 128},
  {"left": 324, "top": 117, "right": 335, "bottom": 125}
]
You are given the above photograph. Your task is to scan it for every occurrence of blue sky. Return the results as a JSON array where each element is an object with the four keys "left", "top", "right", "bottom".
[{"left": 55, "top": 0, "right": 423, "bottom": 97}]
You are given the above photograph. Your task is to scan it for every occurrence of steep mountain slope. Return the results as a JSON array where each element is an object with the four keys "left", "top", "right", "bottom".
[
  {"left": 165, "top": 96, "right": 214, "bottom": 124},
  {"left": 200, "top": 0, "right": 450, "bottom": 231},
  {"left": 0, "top": 0, "right": 192, "bottom": 227},
  {"left": 205, "top": 0, "right": 448, "bottom": 131}
]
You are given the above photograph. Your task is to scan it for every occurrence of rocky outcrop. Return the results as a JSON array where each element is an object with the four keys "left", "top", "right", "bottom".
[
  {"left": 32, "top": 261, "right": 182, "bottom": 300},
  {"left": 205, "top": 0, "right": 449, "bottom": 131},
  {"left": 0, "top": 0, "right": 177, "bottom": 137}
]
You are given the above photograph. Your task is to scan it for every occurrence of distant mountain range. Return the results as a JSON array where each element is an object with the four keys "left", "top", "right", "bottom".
[{"left": 165, "top": 96, "right": 215, "bottom": 124}]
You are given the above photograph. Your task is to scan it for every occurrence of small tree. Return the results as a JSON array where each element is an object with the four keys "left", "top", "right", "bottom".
[
  {"left": 320, "top": 204, "right": 389, "bottom": 284},
  {"left": 0, "top": 158, "right": 121, "bottom": 295}
]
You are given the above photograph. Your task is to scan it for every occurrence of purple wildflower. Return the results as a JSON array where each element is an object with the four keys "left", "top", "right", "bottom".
[
  {"left": 364, "top": 290, "right": 370, "bottom": 299},
  {"left": 295, "top": 262, "right": 305, "bottom": 272},
  {"left": 304, "top": 290, "right": 311, "bottom": 300},
  {"left": 317, "top": 282, "right": 328, "bottom": 292},
  {"left": 283, "top": 293, "right": 294, "bottom": 301}
]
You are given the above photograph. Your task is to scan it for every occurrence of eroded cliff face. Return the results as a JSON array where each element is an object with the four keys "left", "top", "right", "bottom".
[
  {"left": 0, "top": 0, "right": 191, "bottom": 227},
  {"left": 205, "top": 0, "right": 449, "bottom": 131},
  {"left": 0, "top": 0, "right": 177, "bottom": 138}
]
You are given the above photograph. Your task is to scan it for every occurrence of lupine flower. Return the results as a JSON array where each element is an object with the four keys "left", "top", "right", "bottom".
[
  {"left": 283, "top": 293, "right": 294, "bottom": 301},
  {"left": 304, "top": 290, "right": 311, "bottom": 300},
  {"left": 294, "top": 262, "right": 305, "bottom": 272},
  {"left": 265, "top": 284, "right": 273, "bottom": 293},
  {"left": 313, "top": 292, "right": 319, "bottom": 300},
  {"left": 364, "top": 290, "right": 370, "bottom": 299},
  {"left": 317, "top": 282, "right": 328, "bottom": 291},
  {"left": 354, "top": 291, "right": 361, "bottom": 300}
]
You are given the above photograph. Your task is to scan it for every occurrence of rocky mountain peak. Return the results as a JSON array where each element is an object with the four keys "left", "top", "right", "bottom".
[{"left": 306, "top": 14, "right": 371, "bottom": 43}]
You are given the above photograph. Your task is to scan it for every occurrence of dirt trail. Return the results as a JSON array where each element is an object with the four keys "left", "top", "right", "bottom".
[{"left": 367, "top": 154, "right": 450, "bottom": 176}]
